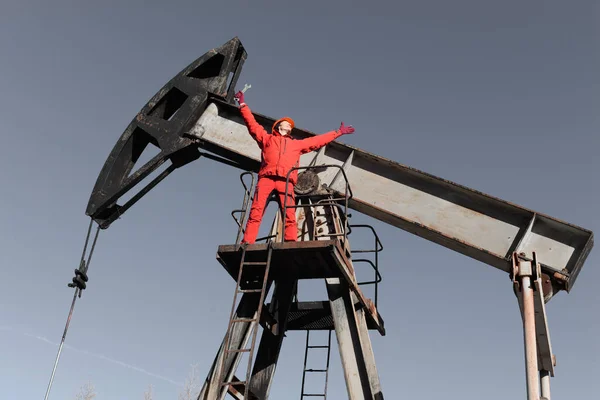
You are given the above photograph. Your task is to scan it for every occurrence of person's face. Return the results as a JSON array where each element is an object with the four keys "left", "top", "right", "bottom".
[{"left": 278, "top": 121, "right": 292, "bottom": 136}]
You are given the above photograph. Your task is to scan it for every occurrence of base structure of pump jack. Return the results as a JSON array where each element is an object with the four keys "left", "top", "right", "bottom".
[
  {"left": 44, "top": 36, "right": 594, "bottom": 400},
  {"left": 196, "top": 172, "right": 385, "bottom": 399}
]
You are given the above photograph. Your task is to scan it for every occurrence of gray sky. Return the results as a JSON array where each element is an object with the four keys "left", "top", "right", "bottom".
[{"left": 1, "top": 0, "right": 598, "bottom": 399}]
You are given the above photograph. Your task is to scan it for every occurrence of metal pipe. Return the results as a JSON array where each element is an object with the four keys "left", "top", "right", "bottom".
[
  {"left": 44, "top": 290, "right": 79, "bottom": 400},
  {"left": 44, "top": 220, "right": 99, "bottom": 400},
  {"left": 540, "top": 370, "right": 551, "bottom": 400},
  {"left": 521, "top": 275, "right": 540, "bottom": 400}
]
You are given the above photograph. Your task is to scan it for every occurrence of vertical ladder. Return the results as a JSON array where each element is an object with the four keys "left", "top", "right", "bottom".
[
  {"left": 219, "top": 243, "right": 274, "bottom": 399},
  {"left": 299, "top": 330, "right": 332, "bottom": 399}
]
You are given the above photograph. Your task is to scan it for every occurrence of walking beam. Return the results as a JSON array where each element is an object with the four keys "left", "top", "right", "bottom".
[
  {"left": 189, "top": 99, "right": 593, "bottom": 296},
  {"left": 85, "top": 36, "right": 593, "bottom": 298}
]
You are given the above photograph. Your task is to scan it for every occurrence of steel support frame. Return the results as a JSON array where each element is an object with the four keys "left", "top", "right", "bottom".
[
  {"left": 326, "top": 277, "right": 383, "bottom": 400},
  {"left": 511, "top": 252, "right": 555, "bottom": 400},
  {"left": 247, "top": 278, "right": 297, "bottom": 399},
  {"left": 198, "top": 283, "right": 272, "bottom": 400},
  {"left": 198, "top": 278, "right": 295, "bottom": 400},
  {"left": 198, "top": 278, "right": 383, "bottom": 400}
]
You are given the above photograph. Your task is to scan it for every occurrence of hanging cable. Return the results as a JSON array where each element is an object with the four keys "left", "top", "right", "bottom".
[{"left": 44, "top": 218, "right": 101, "bottom": 400}]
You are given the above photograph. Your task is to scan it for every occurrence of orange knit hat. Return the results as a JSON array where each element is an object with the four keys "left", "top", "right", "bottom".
[{"left": 272, "top": 117, "right": 295, "bottom": 133}]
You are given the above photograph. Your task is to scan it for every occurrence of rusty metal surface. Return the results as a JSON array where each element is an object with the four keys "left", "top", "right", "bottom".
[
  {"left": 193, "top": 98, "right": 593, "bottom": 293},
  {"left": 226, "top": 379, "right": 245, "bottom": 400},
  {"left": 295, "top": 170, "right": 321, "bottom": 195}
]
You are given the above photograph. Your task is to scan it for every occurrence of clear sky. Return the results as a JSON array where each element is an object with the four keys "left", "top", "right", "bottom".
[{"left": 1, "top": 1, "right": 598, "bottom": 399}]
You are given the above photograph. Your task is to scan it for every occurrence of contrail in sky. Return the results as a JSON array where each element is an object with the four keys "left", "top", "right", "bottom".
[{"left": 2, "top": 326, "right": 184, "bottom": 386}]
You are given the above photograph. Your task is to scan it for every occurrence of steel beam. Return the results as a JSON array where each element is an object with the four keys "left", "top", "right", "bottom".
[
  {"left": 326, "top": 277, "right": 380, "bottom": 399},
  {"left": 190, "top": 99, "right": 593, "bottom": 294},
  {"left": 352, "top": 292, "right": 383, "bottom": 399},
  {"left": 248, "top": 279, "right": 297, "bottom": 399},
  {"left": 216, "top": 240, "right": 386, "bottom": 336}
]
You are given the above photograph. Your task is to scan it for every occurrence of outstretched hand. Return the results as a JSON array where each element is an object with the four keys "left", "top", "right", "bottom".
[
  {"left": 234, "top": 90, "right": 245, "bottom": 105},
  {"left": 339, "top": 122, "right": 355, "bottom": 135}
]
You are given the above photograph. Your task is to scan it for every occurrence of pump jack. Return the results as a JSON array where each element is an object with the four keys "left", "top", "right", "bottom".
[{"left": 46, "top": 37, "right": 593, "bottom": 400}]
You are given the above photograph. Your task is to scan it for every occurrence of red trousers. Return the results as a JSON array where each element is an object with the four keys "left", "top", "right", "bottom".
[{"left": 242, "top": 176, "right": 297, "bottom": 244}]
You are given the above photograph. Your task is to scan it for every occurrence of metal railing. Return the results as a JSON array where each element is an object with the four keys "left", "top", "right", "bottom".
[
  {"left": 230, "top": 168, "right": 383, "bottom": 308},
  {"left": 348, "top": 224, "right": 383, "bottom": 308},
  {"left": 230, "top": 172, "right": 256, "bottom": 245},
  {"left": 282, "top": 165, "right": 353, "bottom": 244}
]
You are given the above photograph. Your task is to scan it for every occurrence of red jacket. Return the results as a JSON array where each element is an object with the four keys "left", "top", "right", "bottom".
[{"left": 240, "top": 104, "right": 343, "bottom": 185}]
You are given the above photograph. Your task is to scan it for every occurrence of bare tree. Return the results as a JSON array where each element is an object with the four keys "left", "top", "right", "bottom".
[
  {"left": 179, "top": 363, "right": 201, "bottom": 400},
  {"left": 74, "top": 381, "right": 96, "bottom": 400},
  {"left": 144, "top": 383, "right": 154, "bottom": 400}
]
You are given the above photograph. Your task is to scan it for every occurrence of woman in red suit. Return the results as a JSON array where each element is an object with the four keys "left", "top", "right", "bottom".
[{"left": 233, "top": 90, "right": 355, "bottom": 244}]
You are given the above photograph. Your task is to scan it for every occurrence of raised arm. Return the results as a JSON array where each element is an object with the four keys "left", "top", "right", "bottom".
[
  {"left": 234, "top": 91, "right": 268, "bottom": 146},
  {"left": 298, "top": 122, "right": 355, "bottom": 154}
]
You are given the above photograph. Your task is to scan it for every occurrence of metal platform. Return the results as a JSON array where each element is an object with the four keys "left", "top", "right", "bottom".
[
  {"left": 282, "top": 300, "right": 383, "bottom": 332},
  {"left": 216, "top": 240, "right": 385, "bottom": 335}
]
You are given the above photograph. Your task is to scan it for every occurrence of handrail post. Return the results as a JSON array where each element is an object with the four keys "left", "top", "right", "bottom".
[
  {"left": 232, "top": 171, "right": 256, "bottom": 245},
  {"left": 347, "top": 224, "right": 384, "bottom": 308}
]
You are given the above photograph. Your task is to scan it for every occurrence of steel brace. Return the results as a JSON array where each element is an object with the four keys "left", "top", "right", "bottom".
[{"left": 511, "top": 252, "right": 556, "bottom": 400}]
